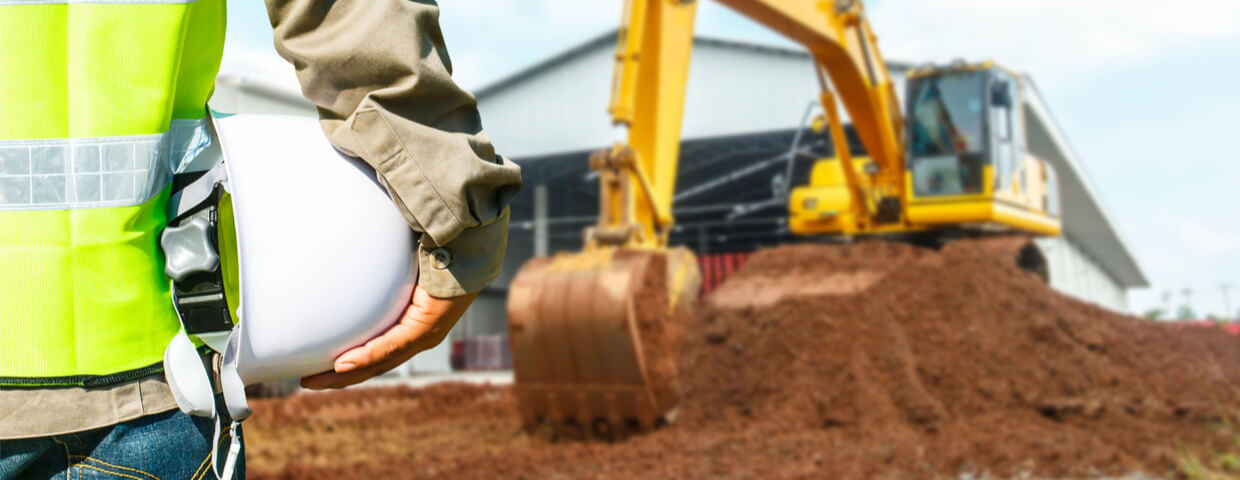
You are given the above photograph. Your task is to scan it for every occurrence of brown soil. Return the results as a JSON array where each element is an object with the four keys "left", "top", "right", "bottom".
[
  {"left": 246, "top": 238, "right": 1240, "bottom": 479},
  {"left": 622, "top": 249, "right": 685, "bottom": 418}
]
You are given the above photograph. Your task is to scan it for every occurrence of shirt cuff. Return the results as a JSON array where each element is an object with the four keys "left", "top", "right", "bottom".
[{"left": 416, "top": 207, "right": 510, "bottom": 298}]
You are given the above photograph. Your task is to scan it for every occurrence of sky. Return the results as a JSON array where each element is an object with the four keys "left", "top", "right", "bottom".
[{"left": 223, "top": 1, "right": 1240, "bottom": 319}]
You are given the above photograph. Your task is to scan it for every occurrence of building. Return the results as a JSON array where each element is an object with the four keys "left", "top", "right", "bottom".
[
  {"left": 212, "top": 30, "right": 1148, "bottom": 371},
  {"left": 469, "top": 31, "right": 1148, "bottom": 337}
]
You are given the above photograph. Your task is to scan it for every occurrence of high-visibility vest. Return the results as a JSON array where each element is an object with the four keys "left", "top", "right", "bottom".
[{"left": 0, "top": 0, "right": 226, "bottom": 386}]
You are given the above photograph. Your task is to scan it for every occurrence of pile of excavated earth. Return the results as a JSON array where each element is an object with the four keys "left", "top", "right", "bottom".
[{"left": 245, "top": 239, "right": 1240, "bottom": 479}]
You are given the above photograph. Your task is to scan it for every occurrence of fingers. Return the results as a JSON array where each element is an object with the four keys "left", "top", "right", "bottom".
[
  {"left": 301, "top": 347, "right": 415, "bottom": 389},
  {"left": 300, "top": 325, "right": 451, "bottom": 390},
  {"left": 299, "top": 287, "right": 478, "bottom": 390},
  {"left": 337, "top": 319, "right": 431, "bottom": 373},
  {"left": 302, "top": 319, "right": 448, "bottom": 389},
  {"left": 300, "top": 312, "right": 434, "bottom": 390}
]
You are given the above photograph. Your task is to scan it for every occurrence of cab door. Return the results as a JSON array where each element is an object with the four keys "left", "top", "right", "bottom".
[{"left": 989, "top": 74, "right": 1020, "bottom": 194}]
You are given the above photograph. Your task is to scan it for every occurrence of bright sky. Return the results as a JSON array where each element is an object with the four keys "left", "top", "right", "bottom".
[{"left": 224, "top": 1, "right": 1240, "bottom": 319}]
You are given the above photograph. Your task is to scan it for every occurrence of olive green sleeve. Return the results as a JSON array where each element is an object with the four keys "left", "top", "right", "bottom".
[{"left": 265, "top": 0, "right": 522, "bottom": 297}]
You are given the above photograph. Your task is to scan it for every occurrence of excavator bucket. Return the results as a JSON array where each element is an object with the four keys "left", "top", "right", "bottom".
[{"left": 507, "top": 247, "right": 700, "bottom": 439}]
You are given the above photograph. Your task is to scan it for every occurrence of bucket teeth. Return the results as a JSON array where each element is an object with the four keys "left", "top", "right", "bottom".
[{"left": 507, "top": 248, "right": 700, "bottom": 439}]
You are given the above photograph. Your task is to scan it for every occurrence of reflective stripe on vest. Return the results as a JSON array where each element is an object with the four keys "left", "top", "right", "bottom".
[
  {"left": 0, "top": 0, "right": 225, "bottom": 384},
  {"left": 0, "top": 119, "right": 209, "bottom": 211}
]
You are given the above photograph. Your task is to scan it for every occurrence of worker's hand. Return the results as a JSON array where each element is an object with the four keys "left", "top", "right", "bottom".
[{"left": 300, "top": 285, "right": 478, "bottom": 390}]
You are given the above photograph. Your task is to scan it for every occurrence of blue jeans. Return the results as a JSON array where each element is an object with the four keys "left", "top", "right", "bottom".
[{"left": 0, "top": 409, "right": 244, "bottom": 480}]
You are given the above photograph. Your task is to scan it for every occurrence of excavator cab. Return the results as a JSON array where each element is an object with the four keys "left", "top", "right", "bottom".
[
  {"left": 906, "top": 66, "right": 996, "bottom": 197},
  {"left": 903, "top": 64, "right": 1061, "bottom": 235},
  {"left": 791, "top": 63, "right": 1061, "bottom": 237}
]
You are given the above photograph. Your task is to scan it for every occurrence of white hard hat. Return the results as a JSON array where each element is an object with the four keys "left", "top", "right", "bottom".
[
  {"left": 215, "top": 113, "right": 416, "bottom": 385},
  {"left": 160, "top": 113, "right": 416, "bottom": 479}
]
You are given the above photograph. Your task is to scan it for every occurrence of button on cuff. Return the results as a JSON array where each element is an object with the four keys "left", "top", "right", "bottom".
[
  {"left": 414, "top": 208, "right": 510, "bottom": 298},
  {"left": 429, "top": 247, "right": 453, "bottom": 270}
]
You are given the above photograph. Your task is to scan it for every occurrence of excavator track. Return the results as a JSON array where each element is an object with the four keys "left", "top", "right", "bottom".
[
  {"left": 507, "top": 247, "right": 699, "bottom": 439},
  {"left": 941, "top": 234, "right": 1049, "bottom": 283}
]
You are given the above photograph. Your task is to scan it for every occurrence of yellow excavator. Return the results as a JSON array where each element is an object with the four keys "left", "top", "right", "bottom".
[{"left": 508, "top": 0, "right": 1061, "bottom": 437}]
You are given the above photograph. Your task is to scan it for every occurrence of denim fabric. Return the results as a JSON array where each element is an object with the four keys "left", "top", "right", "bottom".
[{"left": 0, "top": 409, "right": 243, "bottom": 480}]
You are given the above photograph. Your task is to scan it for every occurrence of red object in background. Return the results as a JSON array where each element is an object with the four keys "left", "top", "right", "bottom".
[
  {"left": 697, "top": 252, "right": 754, "bottom": 297},
  {"left": 461, "top": 335, "right": 511, "bottom": 371},
  {"left": 1179, "top": 320, "right": 1240, "bottom": 336},
  {"left": 450, "top": 339, "right": 466, "bottom": 370},
  {"left": 452, "top": 336, "right": 515, "bottom": 371}
]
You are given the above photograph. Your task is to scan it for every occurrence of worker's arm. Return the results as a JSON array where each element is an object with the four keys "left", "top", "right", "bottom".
[
  {"left": 265, "top": 0, "right": 522, "bottom": 298},
  {"left": 265, "top": 0, "right": 521, "bottom": 388}
]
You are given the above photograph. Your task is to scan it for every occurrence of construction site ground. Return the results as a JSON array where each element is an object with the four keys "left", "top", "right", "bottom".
[{"left": 245, "top": 239, "right": 1240, "bottom": 479}]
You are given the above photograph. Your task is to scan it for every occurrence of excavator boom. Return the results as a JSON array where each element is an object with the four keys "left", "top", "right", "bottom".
[{"left": 719, "top": 0, "right": 905, "bottom": 183}]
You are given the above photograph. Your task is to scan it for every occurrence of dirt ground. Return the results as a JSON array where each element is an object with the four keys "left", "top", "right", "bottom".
[{"left": 245, "top": 239, "right": 1240, "bottom": 479}]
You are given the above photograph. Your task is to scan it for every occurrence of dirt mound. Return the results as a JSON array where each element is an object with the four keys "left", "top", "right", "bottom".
[
  {"left": 677, "top": 238, "right": 1240, "bottom": 477},
  {"left": 244, "top": 383, "right": 524, "bottom": 478},
  {"left": 246, "top": 239, "right": 1240, "bottom": 479},
  {"left": 706, "top": 240, "right": 922, "bottom": 309}
]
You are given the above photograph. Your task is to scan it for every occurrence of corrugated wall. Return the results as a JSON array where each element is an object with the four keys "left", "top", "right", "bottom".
[{"left": 1036, "top": 236, "right": 1129, "bottom": 311}]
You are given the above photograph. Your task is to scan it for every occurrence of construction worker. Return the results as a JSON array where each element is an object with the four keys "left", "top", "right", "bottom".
[{"left": 0, "top": 1, "right": 521, "bottom": 478}]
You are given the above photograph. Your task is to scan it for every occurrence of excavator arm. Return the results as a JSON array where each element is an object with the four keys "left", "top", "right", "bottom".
[{"left": 589, "top": 0, "right": 697, "bottom": 248}]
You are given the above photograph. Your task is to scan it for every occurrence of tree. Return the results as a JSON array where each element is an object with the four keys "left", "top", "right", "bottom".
[
  {"left": 1176, "top": 305, "right": 1198, "bottom": 321},
  {"left": 1143, "top": 308, "right": 1165, "bottom": 321}
]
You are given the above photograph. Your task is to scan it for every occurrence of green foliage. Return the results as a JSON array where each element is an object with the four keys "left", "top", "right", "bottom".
[
  {"left": 1144, "top": 308, "right": 1166, "bottom": 321},
  {"left": 1178, "top": 411, "right": 1240, "bottom": 479},
  {"left": 1219, "top": 452, "right": 1240, "bottom": 471},
  {"left": 1178, "top": 451, "right": 1211, "bottom": 480},
  {"left": 1178, "top": 305, "right": 1199, "bottom": 321}
]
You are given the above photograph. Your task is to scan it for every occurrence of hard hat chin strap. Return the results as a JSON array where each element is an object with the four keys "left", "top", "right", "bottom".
[
  {"left": 161, "top": 159, "right": 250, "bottom": 479},
  {"left": 210, "top": 417, "right": 243, "bottom": 480},
  {"left": 219, "top": 329, "right": 252, "bottom": 421},
  {"left": 211, "top": 329, "right": 248, "bottom": 480}
]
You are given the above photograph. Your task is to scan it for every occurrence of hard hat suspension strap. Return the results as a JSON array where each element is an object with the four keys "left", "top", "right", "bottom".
[{"left": 162, "top": 162, "right": 235, "bottom": 341}]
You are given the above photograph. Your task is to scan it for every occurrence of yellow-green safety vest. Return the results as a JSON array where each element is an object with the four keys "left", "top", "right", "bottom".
[{"left": 0, "top": 0, "right": 226, "bottom": 386}]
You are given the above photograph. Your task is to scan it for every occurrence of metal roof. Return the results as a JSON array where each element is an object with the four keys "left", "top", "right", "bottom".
[{"left": 475, "top": 29, "right": 913, "bottom": 102}]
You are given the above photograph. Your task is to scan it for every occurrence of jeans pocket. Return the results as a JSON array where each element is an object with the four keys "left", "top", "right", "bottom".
[
  {"left": 62, "top": 409, "right": 241, "bottom": 480},
  {"left": 69, "top": 455, "right": 165, "bottom": 480}
]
